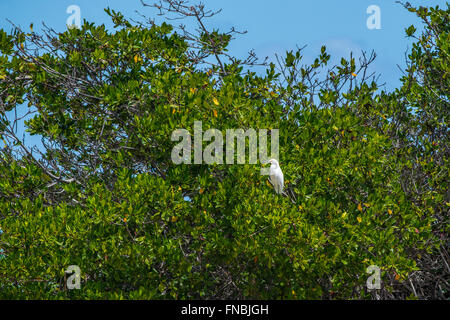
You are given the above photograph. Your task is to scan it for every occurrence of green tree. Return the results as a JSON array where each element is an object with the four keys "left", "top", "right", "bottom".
[{"left": 0, "top": 1, "right": 447, "bottom": 299}]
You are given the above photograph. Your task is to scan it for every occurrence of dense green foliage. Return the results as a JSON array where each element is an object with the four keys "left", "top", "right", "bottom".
[{"left": 0, "top": 2, "right": 448, "bottom": 299}]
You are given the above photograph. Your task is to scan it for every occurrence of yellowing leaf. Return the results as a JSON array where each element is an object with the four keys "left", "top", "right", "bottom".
[
  {"left": 171, "top": 216, "right": 178, "bottom": 223},
  {"left": 352, "top": 72, "right": 357, "bottom": 77},
  {"left": 172, "top": 108, "right": 176, "bottom": 114},
  {"left": 212, "top": 97, "right": 219, "bottom": 106},
  {"left": 357, "top": 203, "right": 363, "bottom": 211},
  {"left": 190, "top": 88, "right": 197, "bottom": 94},
  {"left": 213, "top": 109, "right": 218, "bottom": 117},
  {"left": 388, "top": 209, "right": 393, "bottom": 215},
  {"left": 199, "top": 188, "right": 204, "bottom": 194},
  {"left": 134, "top": 55, "right": 138, "bottom": 63},
  {"left": 357, "top": 216, "right": 362, "bottom": 223},
  {"left": 123, "top": 217, "right": 127, "bottom": 223},
  {"left": 178, "top": 186, "right": 182, "bottom": 191}
]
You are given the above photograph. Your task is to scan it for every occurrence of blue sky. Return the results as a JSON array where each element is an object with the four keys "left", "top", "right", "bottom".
[
  {"left": 0, "top": 0, "right": 447, "bottom": 149},
  {"left": 1, "top": 0, "right": 447, "bottom": 89}
]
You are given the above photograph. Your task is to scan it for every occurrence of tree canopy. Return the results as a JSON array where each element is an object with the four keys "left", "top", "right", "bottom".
[{"left": 0, "top": 1, "right": 448, "bottom": 299}]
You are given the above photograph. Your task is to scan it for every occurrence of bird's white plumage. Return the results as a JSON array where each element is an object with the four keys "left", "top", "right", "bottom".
[{"left": 267, "top": 159, "right": 284, "bottom": 194}]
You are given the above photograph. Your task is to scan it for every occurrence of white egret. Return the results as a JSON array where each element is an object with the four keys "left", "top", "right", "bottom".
[{"left": 267, "top": 159, "right": 284, "bottom": 195}]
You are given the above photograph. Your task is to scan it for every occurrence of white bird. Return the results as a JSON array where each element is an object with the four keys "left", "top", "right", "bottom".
[{"left": 267, "top": 159, "right": 284, "bottom": 195}]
